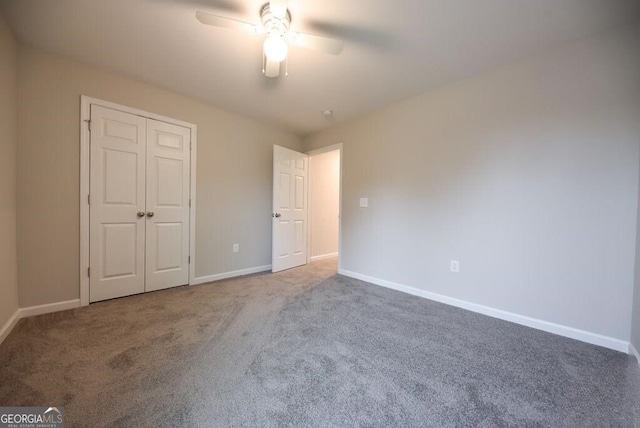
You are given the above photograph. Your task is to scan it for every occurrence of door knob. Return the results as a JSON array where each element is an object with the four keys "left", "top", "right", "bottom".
[
  {"left": 137, "top": 211, "right": 145, "bottom": 218},
  {"left": 272, "top": 213, "right": 281, "bottom": 218},
  {"left": 147, "top": 211, "right": 155, "bottom": 218}
]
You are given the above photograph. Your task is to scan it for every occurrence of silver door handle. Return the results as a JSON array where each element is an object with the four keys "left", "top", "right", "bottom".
[
  {"left": 272, "top": 213, "right": 281, "bottom": 218},
  {"left": 147, "top": 211, "right": 155, "bottom": 218},
  {"left": 137, "top": 211, "right": 145, "bottom": 218}
]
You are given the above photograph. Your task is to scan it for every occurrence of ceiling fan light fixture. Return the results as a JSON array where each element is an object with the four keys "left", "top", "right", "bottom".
[
  {"left": 196, "top": 2, "right": 343, "bottom": 78},
  {"left": 263, "top": 35, "right": 288, "bottom": 62}
]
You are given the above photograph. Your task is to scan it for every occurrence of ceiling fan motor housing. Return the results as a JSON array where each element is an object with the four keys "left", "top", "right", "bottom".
[{"left": 261, "top": 3, "right": 291, "bottom": 37}]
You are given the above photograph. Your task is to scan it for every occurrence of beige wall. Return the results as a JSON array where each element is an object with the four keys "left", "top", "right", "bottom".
[
  {"left": 304, "top": 24, "right": 640, "bottom": 342},
  {"left": 309, "top": 150, "right": 340, "bottom": 259},
  {"left": 17, "top": 46, "right": 301, "bottom": 308},
  {"left": 0, "top": 11, "right": 19, "bottom": 328}
]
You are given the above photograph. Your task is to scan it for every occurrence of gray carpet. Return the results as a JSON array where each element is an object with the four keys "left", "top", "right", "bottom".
[{"left": 0, "top": 258, "right": 639, "bottom": 427}]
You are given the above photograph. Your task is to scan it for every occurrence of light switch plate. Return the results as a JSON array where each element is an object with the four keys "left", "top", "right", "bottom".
[{"left": 360, "top": 197, "right": 368, "bottom": 208}]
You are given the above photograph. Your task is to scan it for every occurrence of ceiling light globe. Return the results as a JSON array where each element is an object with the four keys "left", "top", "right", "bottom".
[{"left": 263, "top": 36, "right": 288, "bottom": 62}]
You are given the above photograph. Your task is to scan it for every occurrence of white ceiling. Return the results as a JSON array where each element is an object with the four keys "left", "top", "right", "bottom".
[{"left": 1, "top": 0, "right": 639, "bottom": 136}]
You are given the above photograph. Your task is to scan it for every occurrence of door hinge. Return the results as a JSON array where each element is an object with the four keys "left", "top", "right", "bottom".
[
  {"left": 189, "top": 141, "right": 192, "bottom": 150},
  {"left": 85, "top": 119, "right": 91, "bottom": 132},
  {"left": 189, "top": 199, "right": 191, "bottom": 208},
  {"left": 87, "top": 267, "right": 90, "bottom": 277},
  {"left": 188, "top": 256, "right": 191, "bottom": 264},
  {"left": 88, "top": 194, "right": 90, "bottom": 205}
]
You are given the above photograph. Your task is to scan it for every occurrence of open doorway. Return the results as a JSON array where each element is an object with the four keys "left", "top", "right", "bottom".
[{"left": 307, "top": 144, "right": 342, "bottom": 270}]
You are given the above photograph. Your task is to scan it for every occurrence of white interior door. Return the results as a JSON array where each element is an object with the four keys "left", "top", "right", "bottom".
[
  {"left": 145, "top": 119, "right": 191, "bottom": 292},
  {"left": 89, "top": 105, "right": 146, "bottom": 302},
  {"left": 272, "top": 145, "right": 308, "bottom": 272}
]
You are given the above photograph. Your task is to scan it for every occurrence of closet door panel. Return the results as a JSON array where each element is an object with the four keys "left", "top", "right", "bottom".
[
  {"left": 145, "top": 119, "right": 191, "bottom": 292},
  {"left": 89, "top": 105, "right": 146, "bottom": 302}
]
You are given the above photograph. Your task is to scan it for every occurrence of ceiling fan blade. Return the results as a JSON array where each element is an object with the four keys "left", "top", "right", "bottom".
[
  {"left": 269, "top": 0, "right": 288, "bottom": 19},
  {"left": 264, "top": 58, "right": 280, "bottom": 78},
  {"left": 164, "top": 0, "right": 245, "bottom": 15},
  {"left": 286, "top": 32, "right": 344, "bottom": 55},
  {"left": 196, "top": 11, "right": 261, "bottom": 33},
  {"left": 305, "top": 19, "right": 396, "bottom": 51}
]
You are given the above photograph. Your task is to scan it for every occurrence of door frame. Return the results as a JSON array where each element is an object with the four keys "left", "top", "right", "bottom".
[
  {"left": 306, "top": 143, "right": 343, "bottom": 271},
  {"left": 79, "top": 96, "right": 198, "bottom": 306}
]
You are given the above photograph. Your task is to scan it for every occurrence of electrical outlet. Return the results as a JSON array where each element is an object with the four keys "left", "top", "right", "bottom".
[
  {"left": 360, "top": 197, "right": 368, "bottom": 208},
  {"left": 450, "top": 260, "right": 459, "bottom": 273},
  {"left": 233, "top": 244, "right": 239, "bottom": 253}
]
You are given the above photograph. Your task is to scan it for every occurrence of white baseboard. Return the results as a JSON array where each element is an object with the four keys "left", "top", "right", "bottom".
[
  {"left": 630, "top": 343, "right": 640, "bottom": 365},
  {"left": 1, "top": 299, "right": 81, "bottom": 345},
  {"left": 3, "top": 269, "right": 633, "bottom": 356},
  {"left": 0, "top": 310, "right": 20, "bottom": 345},
  {"left": 338, "top": 268, "right": 630, "bottom": 353},
  {"left": 310, "top": 252, "right": 338, "bottom": 262},
  {"left": 192, "top": 265, "right": 272, "bottom": 286},
  {"left": 2, "top": 265, "right": 272, "bottom": 344},
  {"left": 19, "top": 299, "right": 81, "bottom": 318}
]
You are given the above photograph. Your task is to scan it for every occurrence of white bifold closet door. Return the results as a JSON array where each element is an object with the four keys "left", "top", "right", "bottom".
[{"left": 89, "top": 105, "right": 190, "bottom": 303}]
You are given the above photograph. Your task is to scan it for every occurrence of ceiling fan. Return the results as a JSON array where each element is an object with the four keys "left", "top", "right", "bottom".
[{"left": 196, "top": 0, "right": 344, "bottom": 78}]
